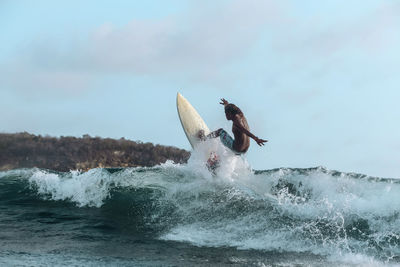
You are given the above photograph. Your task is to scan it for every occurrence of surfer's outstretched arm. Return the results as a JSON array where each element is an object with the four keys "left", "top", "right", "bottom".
[{"left": 232, "top": 116, "right": 268, "bottom": 146}]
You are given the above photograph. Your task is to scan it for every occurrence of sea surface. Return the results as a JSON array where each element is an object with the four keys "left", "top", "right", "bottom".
[{"left": 1, "top": 142, "right": 400, "bottom": 266}]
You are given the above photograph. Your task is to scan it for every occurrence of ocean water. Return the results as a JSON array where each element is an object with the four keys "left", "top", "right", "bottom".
[{"left": 1, "top": 141, "right": 400, "bottom": 266}]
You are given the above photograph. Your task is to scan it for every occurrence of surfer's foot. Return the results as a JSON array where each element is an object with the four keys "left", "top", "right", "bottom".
[{"left": 197, "top": 130, "right": 206, "bottom": 141}]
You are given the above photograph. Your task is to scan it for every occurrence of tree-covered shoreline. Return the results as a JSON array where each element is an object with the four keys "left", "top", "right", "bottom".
[{"left": 0, "top": 132, "right": 190, "bottom": 172}]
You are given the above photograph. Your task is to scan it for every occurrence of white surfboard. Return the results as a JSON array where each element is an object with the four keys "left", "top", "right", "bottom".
[{"left": 176, "top": 92, "right": 210, "bottom": 148}]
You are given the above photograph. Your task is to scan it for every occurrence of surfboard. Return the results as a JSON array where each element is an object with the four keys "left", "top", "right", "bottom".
[
  {"left": 177, "top": 93, "right": 219, "bottom": 171},
  {"left": 176, "top": 93, "right": 210, "bottom": 148}
]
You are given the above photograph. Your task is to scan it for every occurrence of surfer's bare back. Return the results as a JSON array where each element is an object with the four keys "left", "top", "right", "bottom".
[{"left": 200, "top": 98, "right": 267, "bottom": 154}]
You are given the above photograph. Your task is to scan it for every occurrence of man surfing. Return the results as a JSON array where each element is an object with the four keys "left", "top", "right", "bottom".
[{"left": 199, "top": 98, "right": 267, "bottom": 156}]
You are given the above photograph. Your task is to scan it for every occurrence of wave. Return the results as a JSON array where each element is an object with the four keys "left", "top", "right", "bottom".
[{"left": 1, "top": 142, "right": 400, "bottom": 265}]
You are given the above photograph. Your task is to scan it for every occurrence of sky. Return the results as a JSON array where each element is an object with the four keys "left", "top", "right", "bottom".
[{"left": 1, "top": 0, "right": 400, "bottom": 177}]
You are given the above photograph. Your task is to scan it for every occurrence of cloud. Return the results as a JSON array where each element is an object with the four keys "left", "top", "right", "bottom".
[
  {"left": 45, "top": 0, "right": 284, "bottom": 73},
  {"left": 3, "top": 1, "right": 400, "bottom": 96},
  {"left": 276, "top": 2, "right": 400, "bottom": 57},
  {"left": 1, "top": 0, "right": 287, "bottom": 94}
]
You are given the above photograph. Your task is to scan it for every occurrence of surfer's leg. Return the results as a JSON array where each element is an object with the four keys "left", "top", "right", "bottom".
[
  {"left": 206, "top": 128, "right": 223, "bottom": 139},
  {"left": 218, "top": 129, "right": 235, "bottom": 151},
  {"left": 198, "top": 129, "right": 223, "bottom": 141},
  {"left": 200, "top": 129, "right": 237, "bottom": 153}
]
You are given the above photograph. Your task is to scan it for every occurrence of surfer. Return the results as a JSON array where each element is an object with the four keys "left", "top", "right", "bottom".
[{"left": 199, "top": 98, "right": 267, "bottom": 154}]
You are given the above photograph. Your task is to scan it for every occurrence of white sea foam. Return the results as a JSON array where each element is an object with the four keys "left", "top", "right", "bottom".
[
  {"left": 187, "top": 138, "right": 253, "bottom": 181},
  {"left": 28, "top": 168, "right": 114, "bottom": 207},
  {"left": 26, "top": 161, "right": 193, "bottom": 208}
]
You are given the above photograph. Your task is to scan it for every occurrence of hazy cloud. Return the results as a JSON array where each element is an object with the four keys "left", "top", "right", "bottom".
[
  {"left": 2, "top": 1, "right": 400, "bottom": 95},
  {"left": 276, "top": 2, "right": 400, "bottom": 57},
  {"left": 1, "top": 0, "right": 286, "bottom": 94},
  {"left": 45, "top": 0, "right": 284, "bottom": 73}
]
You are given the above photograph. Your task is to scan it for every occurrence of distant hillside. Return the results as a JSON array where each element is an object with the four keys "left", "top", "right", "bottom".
[{"left": 0, "top": 133, "right": 190, "bottom": 172}]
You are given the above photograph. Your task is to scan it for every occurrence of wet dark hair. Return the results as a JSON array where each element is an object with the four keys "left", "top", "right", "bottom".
[{"left": 224, "top": 103, "right": 242, "bottom": 116}]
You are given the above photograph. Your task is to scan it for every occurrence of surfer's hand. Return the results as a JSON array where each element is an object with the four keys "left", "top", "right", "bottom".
[
  {"left": 255, "top": 137, "right": 268, "bottom": 146},
  {"left": 220, "top": 98, "right": 229, "bottom": 106}
]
